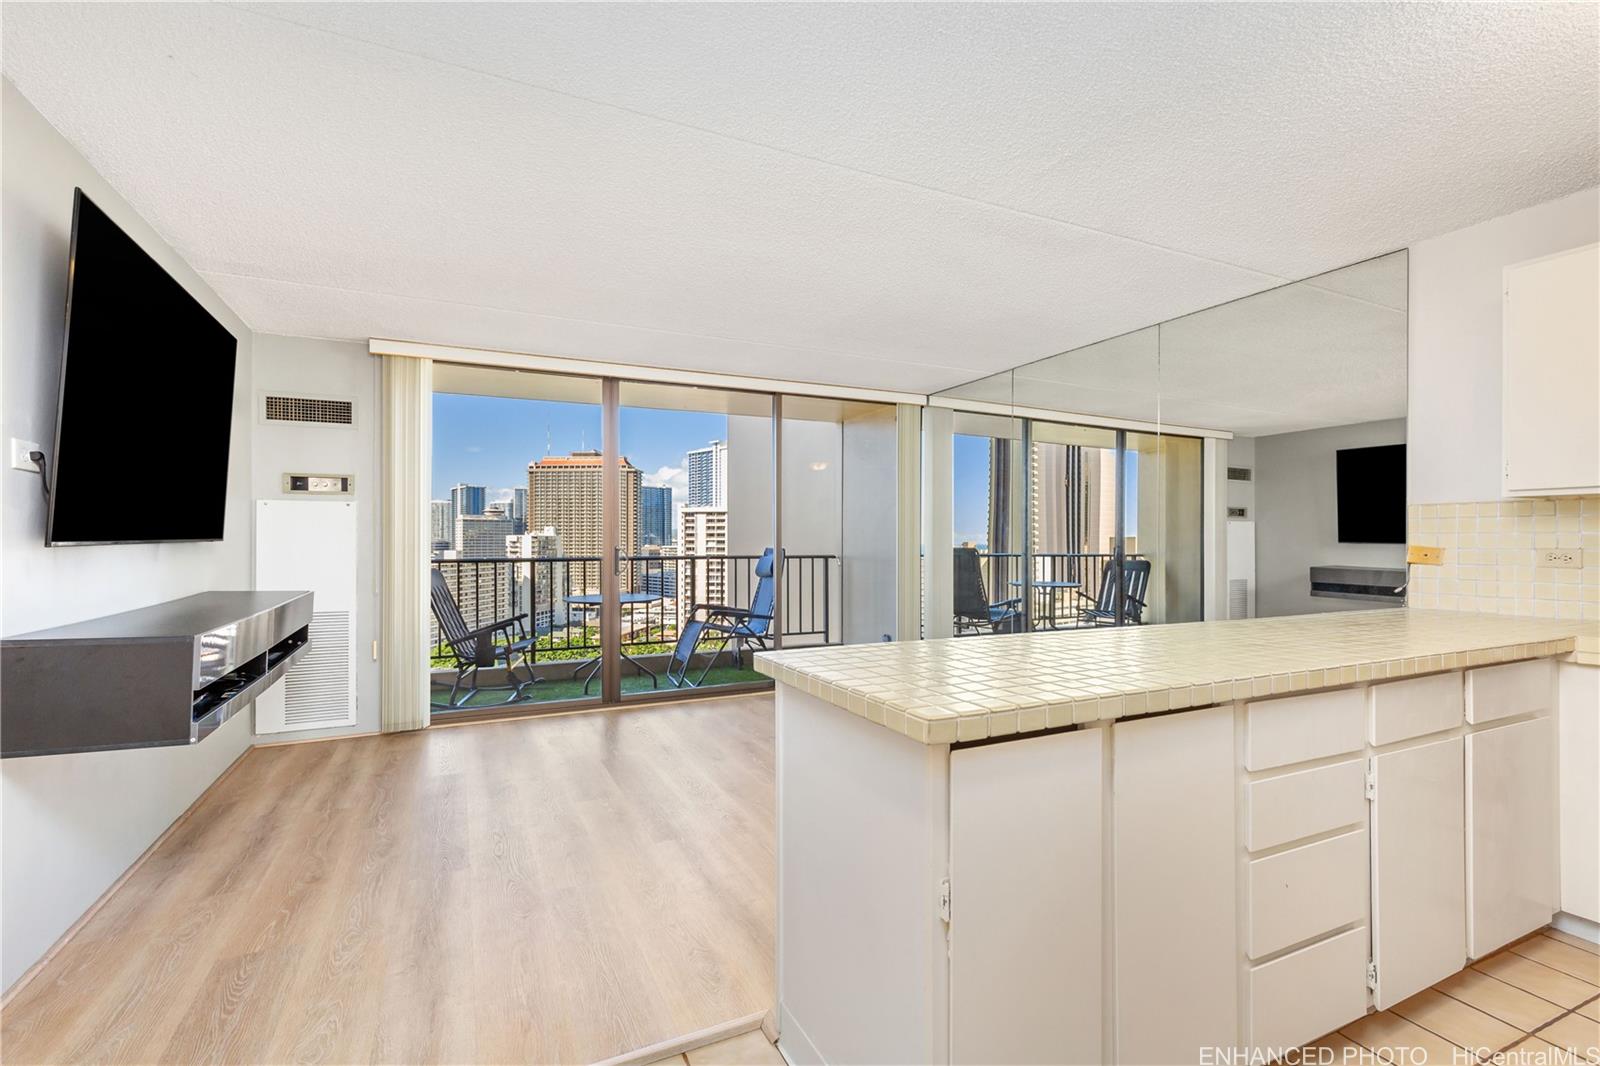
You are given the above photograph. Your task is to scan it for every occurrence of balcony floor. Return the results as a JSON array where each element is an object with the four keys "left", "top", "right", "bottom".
[
  {"left": 0, "top": 694, "right": 777, "bottom": 1066},
  {"left": 432, "top": 663, "right": 767, "bottom": 710}
]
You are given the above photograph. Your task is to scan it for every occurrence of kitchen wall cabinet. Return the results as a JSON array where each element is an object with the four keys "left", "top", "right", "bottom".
[{"left": 1502, "top": 243, "right": 1599, "bottom": 496}]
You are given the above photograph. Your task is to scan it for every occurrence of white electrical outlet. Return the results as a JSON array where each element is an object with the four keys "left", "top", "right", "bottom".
[
  {"left": 9, "top": 439, "right": 41, "bottom": 473},
  {"left": 1539, "top": 548, "right": 1583, "bottom": 570}
]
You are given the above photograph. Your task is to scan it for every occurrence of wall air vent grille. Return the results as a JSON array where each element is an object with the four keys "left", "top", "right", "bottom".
[
  {"left": 1228, "top": 579, "right": 1251, "bottom": 620},
  {"left": 282, "top": 611, "right": 353, "bottom": 726},
  {"left": 264, "top": 395, "right": 354, "bottom": 425},
  {"left": 1227, "top": 467, "right": 1253, "bottom": 482}
]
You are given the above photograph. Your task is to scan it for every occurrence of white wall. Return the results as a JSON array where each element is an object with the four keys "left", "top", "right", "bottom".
[
  {"left": 1254, "top": 419, "right": 1407, "bottom": 617},
  {"left": 249, "top": 335, "right": 382, "bottom": 738},
  {"left": 1408, "top": 187, "right": 1599, "bottom": 505},
  {"left": 0, "top": 79, "right": 256, "bottom": 990}
]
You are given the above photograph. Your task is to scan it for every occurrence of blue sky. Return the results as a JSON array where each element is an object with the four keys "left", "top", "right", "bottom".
[
  {"left": 436, "top": 393, "right": 1137, "bottom": 541},
  {"left": 432, "top": 393, "right": 725, "bottom": 507}
]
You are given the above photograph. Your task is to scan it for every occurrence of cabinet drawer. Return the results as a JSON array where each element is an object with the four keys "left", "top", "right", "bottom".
[
  {"left": 1466, "top": 659, "right": 1553, "bottom": 724},
  {"left": 1245, "top": 688, "right": 1365, "bottom": 771},
  {"left": 1247, "top": 828, "right": 1368, "bottom": 959},
  {"left": 1246, "top": 760, "right": 1366, "bottom": 852},
  {"left": 1369, "top": 672, "right": 1464, "bottom": 746},
  {"left": 1246, "top": 928, "right": 1370, "bottom": 1053}
]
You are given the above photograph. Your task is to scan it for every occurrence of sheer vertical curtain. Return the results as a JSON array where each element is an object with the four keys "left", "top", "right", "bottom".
[{"left": 380, "top": 354, "right": 432, "bottom": 732}]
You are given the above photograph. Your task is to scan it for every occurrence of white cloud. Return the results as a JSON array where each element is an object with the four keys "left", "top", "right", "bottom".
[{"left": 646, "top": 465, "right": 688, "bottom": 506}]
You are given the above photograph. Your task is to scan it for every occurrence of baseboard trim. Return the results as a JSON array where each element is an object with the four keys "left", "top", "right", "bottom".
[
  {"left": 251, "top": 728, "right": 382, "bottom": 747},
  {"left": 591, "top": 1011, "right": 766, "bottom": 1066},
  {"left": 0, "top": 742, "right": 256, "bottom": 1007},
  {"left": 1552, "top": 911, "right": 1600, "bottom": 944}
]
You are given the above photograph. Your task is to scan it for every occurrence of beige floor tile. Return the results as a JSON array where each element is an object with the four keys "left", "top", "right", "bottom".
[
  {"left": 1501, "top": 1036, "right": 1582, "bottom": 1065},
  {"left": 1297, "top": 1031, "right": 1384, "bottom": 1065},
  {"left": 1544, "top": 931, "right": 1600, "bottom": 957},
  {"left": 1341, "top": 1010, "right": 1468, "bottom": 1065},
  {"left": 1435, "top": 967, "right": 1567, "bottom": 1031},
  {"left": 1577, "top": 999, "right": 1599, "bottom": 1024},
  {"left": 1537, "top": 1013, "right": 1600, "bottom": 1064},
  {"left": 1391, "top": 988, "right": 1523, "bottom": 1060},
  {"left": 1512, "top": 938, "right": 1600, "bottom": 985},
  {"left": 1476, "top": 951, "right": 1600, "bottom": 1009},
  {"left": 685, "top": 1030, "right": 785, "bottom": 1066}
]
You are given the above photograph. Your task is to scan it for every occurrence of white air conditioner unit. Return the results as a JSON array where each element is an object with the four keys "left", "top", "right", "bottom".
[
  {"left": 254, "top": 499, "right": 358, "bottom": 733},
  {"left": 1226, "top": 519, "right": 1256, "bottom": 620}
]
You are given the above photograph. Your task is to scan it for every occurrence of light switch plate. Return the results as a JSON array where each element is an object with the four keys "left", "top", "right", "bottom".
[
  {"left": 1407, "top": 544, "right": 1443, "bottom": 565},
  {"left": 1538, "top": 548, "right": 1583, "bottom": 570},
  {"left": 9, "top": 439, "right": 41, "bottom": 473}
]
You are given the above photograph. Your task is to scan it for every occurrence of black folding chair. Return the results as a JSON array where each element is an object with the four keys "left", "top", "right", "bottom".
[
  {"left": 1076, "top": 558, "right": 1152, "bottom": 626},
  {"left": 953, "top": 546, "right": 1023, "bottom": 634},
  {"left": 429, "top": 570, "right": 540, "bottom": 707}
]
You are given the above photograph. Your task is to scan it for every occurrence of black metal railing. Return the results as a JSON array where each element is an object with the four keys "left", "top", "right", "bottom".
[
  {"left": 974, "top": 551, "right": 1144, "bottom": 630},
  {"left": 430, "top": 551, "right": 836, "bottom": 665}
]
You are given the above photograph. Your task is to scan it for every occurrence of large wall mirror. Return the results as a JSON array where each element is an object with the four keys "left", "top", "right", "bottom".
[{"left": 934, "top": 249, "right": 1407, "bottom": 629}]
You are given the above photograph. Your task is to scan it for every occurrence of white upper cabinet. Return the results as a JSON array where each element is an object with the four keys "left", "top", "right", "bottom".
[{"left": 1502, "top": 243, "right": 1600, "bottom": 497}]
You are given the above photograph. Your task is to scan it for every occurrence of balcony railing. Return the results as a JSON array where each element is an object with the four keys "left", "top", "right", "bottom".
[
  {"left": 971, "top": 551, "right": 1146, "bottom": 629},
  {"left": 430, "top": 551, "right": 837, "bottom": 666}
]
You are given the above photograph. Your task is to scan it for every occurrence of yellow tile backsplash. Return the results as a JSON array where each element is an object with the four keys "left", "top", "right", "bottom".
[{"left": 1405, "top": 496, "right": 1599, "bottom": 625}]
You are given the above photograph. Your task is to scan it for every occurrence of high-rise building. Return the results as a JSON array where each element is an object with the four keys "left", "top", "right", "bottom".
[
  {"left": 640, "top": 484, "right": 672, "bottom": 547},
  {"left": 509, "top": 487, "right": 529, "bottom": 532},
  {"left": 431, "top": 563, "right": 510, "bottom": 654},
  {"left": 527, "top": 450, "right": 643, "bottom": 589},
  {"left": 685, "top": 440, "right": 727, "bottom": 508},
  {"left": 677, "top": 506, "right": 729, "bottom": 607},
  {"left": 450, "top": 483, "right": 487, "bottom": 523},
  {"left": 507, "top": 526, "right": 564, "bottom": 632},
  {"left": 430, "top": 499, "right": 454, "bottom": 555},
  {"left": 456, "top": 510, "right": 517, "bottom": 557},
  {"left": 1029, "top": 444, "right": 1119, "bottom": 556}
]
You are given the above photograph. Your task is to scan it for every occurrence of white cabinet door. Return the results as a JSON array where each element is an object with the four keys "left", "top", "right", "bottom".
[
  {"left": 949, "top": 729, "right": 1103, "bottom": 1065},
  {"left": 1558, "top": 664, "right": 1600, "bottom": 922},
  {"left": 1503, "top": 243, "right": 1600, "bottom": 496},
  {"left": 1467, "top": 717, "right": 1557, "bottom": 957},
  {"left": 1371, "top": 736, "right": 1466, "bottom": 1009},
  {"left": 1114, "top": 705, "right": 1237, "bottom": 1065}
]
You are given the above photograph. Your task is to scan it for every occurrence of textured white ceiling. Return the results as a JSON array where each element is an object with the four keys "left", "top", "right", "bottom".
[{"left": 3, "top": 3, "right": 1595, "bottom": 391}]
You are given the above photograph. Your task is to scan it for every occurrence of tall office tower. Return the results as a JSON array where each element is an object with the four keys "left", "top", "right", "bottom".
[
  {"left": 455, "top": 510, "right": 517, "bottom": 557},
  {"left": 450, "top": 483, "right": 487, "bottom": 524},
  {"left": 677, "top": 506, "right": 729, "bottom": 607},
  {"left": 685, "top": 440, "right": 727, "bottom": 508},
  {"left": 430, "top": 499, "right": 454, "bottom": 555},
  {"left": 1028, "top": 443, "right": 1120, "bottom": 557},
  {"left": 527, "top": 450, "right": 643, "bottom": 589},
  {"left": 506, "top": 527, "right": 564, "bottom": 632},
  {"left": 640, "top": 484, "right": 672, "bottom": 547},
  {"left": 509, "top": 487, "right": 529, "bottom": 532}
]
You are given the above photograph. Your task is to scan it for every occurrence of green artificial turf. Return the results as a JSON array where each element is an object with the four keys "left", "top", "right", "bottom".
[{"left": 431, "top": 663, "right": 767, "bottom": 711}]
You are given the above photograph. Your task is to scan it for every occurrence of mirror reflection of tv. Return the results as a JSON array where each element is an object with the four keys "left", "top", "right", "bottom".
[
  {"left": 1336, "top": 443, "right": 1406, "bottom": 544},
  {"left": 46, "top": 189, "right": 238, "bottom": 546}
]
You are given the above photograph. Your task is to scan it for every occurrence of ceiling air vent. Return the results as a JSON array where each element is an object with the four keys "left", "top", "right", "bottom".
[
  {"left": 263, "top": 395, "right": 354, "bottom": 426},
  {"left": 1227, "top": 467, "right": 1253, "bottom": 482}
]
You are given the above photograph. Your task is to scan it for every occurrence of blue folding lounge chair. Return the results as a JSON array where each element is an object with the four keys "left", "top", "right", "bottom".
[
  {"left": 953, "top": 546, "right": 1023, "bottom": 634},
  {"left": 666, "top": 548, "right": 777, "bottom": 687}
]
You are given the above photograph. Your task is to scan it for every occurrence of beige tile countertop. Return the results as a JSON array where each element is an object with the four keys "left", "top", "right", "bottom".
[{"left": 754, "top": 610, "right": 1598, "bottom": 745}]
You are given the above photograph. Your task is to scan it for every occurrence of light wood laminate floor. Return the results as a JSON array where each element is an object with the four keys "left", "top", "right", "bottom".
[{"left": 1, "top": 695, "right": 776, "bottom": 1065}]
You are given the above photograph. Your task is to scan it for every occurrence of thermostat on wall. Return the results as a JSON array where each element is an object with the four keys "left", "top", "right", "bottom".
[{"left": 283, "top": 473, "right": 353, "bottom": 495}]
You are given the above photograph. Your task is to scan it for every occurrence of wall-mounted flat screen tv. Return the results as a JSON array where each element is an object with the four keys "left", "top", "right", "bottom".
[
  {"left": 1335, "top": 443, "right": 1406, "bottom": 544},
  {"left": 46, "top": 189, "right": 238, "bottom": 545}
]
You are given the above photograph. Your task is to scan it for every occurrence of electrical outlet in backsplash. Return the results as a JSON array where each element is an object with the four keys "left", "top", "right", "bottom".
[{"left": 1405, "top": 496, "right": 1599, "bottom": 621}]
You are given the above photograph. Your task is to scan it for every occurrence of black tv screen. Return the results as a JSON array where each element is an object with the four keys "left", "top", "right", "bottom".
[
  {"left": 1336, "top": 443, "right": 1406, "bottom": 544},
  {"left": 46, "top": 190, "right": 238, "bottom": 545}
]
